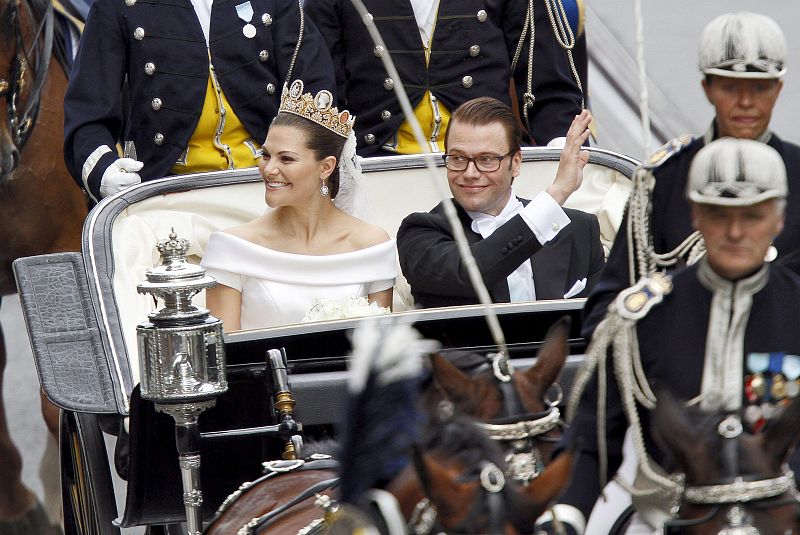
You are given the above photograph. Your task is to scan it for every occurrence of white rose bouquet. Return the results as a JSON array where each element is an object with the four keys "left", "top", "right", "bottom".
[{"left": 302, "top": 295, "right": 390, "bottom": 323}]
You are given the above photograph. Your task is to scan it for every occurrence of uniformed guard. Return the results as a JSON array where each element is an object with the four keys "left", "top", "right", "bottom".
[
  {"left": 63, "top": 0, "right": 336, "bottom": 203},
  {"left": 538, "top": 138, "right": 800, "bottom": 534},
  {"left": 582, "top": 11, "right": 800, "bottom": 339},
  {"left": 303, "top": 0, "right": 584, "bottom": 156}
]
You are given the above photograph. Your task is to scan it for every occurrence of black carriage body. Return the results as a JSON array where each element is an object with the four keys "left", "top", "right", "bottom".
[{"left": 13, "top": 147, "right": 637, "bottom": 530}]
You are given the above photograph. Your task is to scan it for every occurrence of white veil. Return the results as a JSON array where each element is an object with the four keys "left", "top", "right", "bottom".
[{"left": 332, "top": 131, "right": 369, "bottom": 220}]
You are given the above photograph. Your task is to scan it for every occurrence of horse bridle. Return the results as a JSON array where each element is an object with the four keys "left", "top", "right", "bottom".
[
  {"left": 0, "top": 0, "right": 53, "bottom": 153},
  {"left": 409, "top": 445, "right": 514, "bottom": 535},
  {"left": 663, "top": 415, "right": 800, "bottom": 534},
  {"left": 473, "top": 353, "right": 565, "bottom": 484}
]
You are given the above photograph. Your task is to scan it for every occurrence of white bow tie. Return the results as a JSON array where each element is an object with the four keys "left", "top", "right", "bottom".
[{"left": 471, "top": 212, "right": 517, "bottom": 238}]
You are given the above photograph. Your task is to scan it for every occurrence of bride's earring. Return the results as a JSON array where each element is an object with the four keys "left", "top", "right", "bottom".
[{"left": 320, "top": 178, "right": 330, "bottom": 197}]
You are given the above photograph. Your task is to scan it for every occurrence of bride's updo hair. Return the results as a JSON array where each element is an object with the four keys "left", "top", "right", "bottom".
[{"left": 271, "top": 112, "right": 347, "bottom": 199}]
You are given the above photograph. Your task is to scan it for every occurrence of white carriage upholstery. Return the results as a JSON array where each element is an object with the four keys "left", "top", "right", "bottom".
[{"left": 107, "top": 154, "right": 633, "bottom": 383}]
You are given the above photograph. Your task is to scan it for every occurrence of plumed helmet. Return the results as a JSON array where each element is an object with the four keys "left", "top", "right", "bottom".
[
  {"left": 698, "top": 12, "right": 787, "bottom": 79},
  {"left": 687, "top": 138, "right": 787, "bottom": 206}
]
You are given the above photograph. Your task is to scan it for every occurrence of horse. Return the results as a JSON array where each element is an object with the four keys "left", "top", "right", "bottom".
[
  {"left": 0, "top": 0, "right": 87, "bottom": 522},
  {"left": 204, "top": 416, "right": 576, "bottom": 534},
  {"left": 205, "top": 320, "right": 576, "bottom": 534},
  {"left": 650, "top": 389, "right": 800, "bottom": 534},
  {"left": 424, "top": 316, "right": 570, "bottom": 484}
]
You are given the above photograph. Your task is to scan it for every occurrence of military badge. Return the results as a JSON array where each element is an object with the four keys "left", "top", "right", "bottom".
[{"left": 744, "top": 352, "right": 800, "bottom": 432}]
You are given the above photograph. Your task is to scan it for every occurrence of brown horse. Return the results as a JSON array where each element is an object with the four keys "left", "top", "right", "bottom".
[
  {"left": 425, "top": 317, "right": 570, "bottom": 482},
  {"left": 0, "top": 0, "right": 86, "bottom": 522},
  {"left": 651, "top": 389, "right": 800, "bottom": 534},
  {"left": 206, "top": 320, "right": 576, "bottom": 534},
  {"left": 204, "top": 418, "right": 576, "bottom": 534}
]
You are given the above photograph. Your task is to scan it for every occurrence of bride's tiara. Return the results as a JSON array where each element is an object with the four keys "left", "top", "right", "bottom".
[{"left": 278, "top": 80, "right": 355, "bottom": 139}]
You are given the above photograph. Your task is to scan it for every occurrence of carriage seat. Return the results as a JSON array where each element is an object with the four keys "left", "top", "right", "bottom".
[{"left": 103, "top": 149, "right": 634, "bottom": 384}]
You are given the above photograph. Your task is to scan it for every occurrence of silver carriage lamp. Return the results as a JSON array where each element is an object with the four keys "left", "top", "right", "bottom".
[{"left": 136, "top": 229, "right": 227, "bottom": 535}]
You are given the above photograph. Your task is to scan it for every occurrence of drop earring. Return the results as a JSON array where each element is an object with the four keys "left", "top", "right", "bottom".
[{"left": 320, "top": 178, "right": 330, "bottom": 197}]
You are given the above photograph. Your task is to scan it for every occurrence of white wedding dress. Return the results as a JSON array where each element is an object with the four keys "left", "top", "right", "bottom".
[{"left": 201, "top": 232, "right": 397, "bottom": 330}]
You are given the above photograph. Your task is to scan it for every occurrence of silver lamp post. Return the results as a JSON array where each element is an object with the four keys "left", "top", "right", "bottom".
[{"left": 136, "top": 230, "right": 227, "bottom": 535}]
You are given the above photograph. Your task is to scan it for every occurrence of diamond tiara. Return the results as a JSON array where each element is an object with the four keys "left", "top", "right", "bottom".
[{"left": 278, "top": 80, "right": 355, "bottom": 139}]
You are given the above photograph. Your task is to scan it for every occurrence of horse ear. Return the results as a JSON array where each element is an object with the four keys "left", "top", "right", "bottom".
[
  {"left": 763, "top": 394, "right": 800, "bottom": 465},
  {"left": 650, "top": 388, "right": 712, "bottom": 483},
  {"left": 523, "top": 316, "right": 570, "bottom": 387},
  {"left": 522, "top": 449, "right": 576, "bottom": 517},
  {"left": 430, "top": 353, "right": 479, "bottom": 403}
]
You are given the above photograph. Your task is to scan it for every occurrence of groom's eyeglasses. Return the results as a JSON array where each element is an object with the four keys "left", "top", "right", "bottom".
[{"left": 442, "top": 151, "right": 515, "bottom": 172}]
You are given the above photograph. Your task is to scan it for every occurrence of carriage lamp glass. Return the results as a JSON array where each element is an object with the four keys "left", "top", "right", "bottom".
[
  {"left": 136, "top": 230, "right": 227, "bottom": 404},
  {"left": 136, "top": 230, "right": 226, "bottom": 535}
]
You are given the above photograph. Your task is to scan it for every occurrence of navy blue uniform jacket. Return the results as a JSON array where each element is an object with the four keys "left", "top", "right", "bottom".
[
  {"left": 64, "top": 0, "right": 335, "bottom": 200},
  {"left": 304, "top": 0, "right": 583, "bottom": 155},
  {"left": 582, "top": 133, "right": 800, "bottom": 339}
]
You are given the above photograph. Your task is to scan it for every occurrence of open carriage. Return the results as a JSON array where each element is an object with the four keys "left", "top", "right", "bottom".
[{"left": 13, "top": 147, "right": 636, "bottom": 533}]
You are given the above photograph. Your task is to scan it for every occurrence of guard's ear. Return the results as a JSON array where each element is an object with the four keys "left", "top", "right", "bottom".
[{"left": 763, "top": 394, "right": 800, "bottom": 465}]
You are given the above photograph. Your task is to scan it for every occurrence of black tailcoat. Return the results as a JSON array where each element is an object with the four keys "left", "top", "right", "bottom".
[{"left": 396, "top": 197, "right": 605, "bottom": 308}]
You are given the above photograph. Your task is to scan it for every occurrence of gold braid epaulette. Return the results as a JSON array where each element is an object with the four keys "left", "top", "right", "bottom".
[{"left": 643, "top": 134, "right": 694, "bottom": 169}]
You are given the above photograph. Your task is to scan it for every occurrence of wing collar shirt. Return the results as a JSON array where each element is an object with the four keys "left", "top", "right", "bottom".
[
  {"left": 467, "top": 191, "right": 571, "bottom": 302},
  {"left": 409, "top": 0, "right": 439, "bottom": 46}
]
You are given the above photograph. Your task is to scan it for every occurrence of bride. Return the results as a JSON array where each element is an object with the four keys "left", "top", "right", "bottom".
[{"left": 202, "top": 80, "right": 396, "bottom": 331}]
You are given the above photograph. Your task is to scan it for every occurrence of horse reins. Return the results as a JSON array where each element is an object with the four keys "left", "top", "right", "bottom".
[{"left": 1, "top": 0, "right": 53, "bottom": 152}]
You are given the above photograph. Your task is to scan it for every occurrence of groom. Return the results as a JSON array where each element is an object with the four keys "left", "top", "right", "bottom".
[{"left": 397, "top": 97, "right": 604, "bottom": 309}]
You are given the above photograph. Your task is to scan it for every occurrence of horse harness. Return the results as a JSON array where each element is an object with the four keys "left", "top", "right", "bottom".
[
  {"left": 211, "top": 455, "right": 340, "bottom": 535},
  {"left": 0, "top": 0, "right": 53, "bottom": 152},
  {"left": 663, "top": 415, "right": 800, "bottom": 535},
  {"left": 440, "top": 352, "right": 565, "bottom": 485}
]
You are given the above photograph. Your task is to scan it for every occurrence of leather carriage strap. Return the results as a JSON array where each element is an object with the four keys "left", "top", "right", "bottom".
[{"left": 251, "top": 477, "right": 340, "bottom": 533}]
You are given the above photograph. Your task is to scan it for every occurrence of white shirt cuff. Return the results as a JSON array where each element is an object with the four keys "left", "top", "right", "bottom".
[{"left": 519, "top": 191, "right": 571, "bottom": 244}]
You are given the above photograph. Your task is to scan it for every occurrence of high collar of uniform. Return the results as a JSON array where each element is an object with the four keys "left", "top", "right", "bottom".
[
  {"left": 704, "top": 121, "right": 773, "bottom": 145},
  {"left": 696, "top": 256, "right": 769, "bottom": 295}
]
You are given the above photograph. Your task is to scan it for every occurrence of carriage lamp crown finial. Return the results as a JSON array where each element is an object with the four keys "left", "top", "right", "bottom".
[{"left": 157, "top": 228, "right": 190, "bottom": 262}]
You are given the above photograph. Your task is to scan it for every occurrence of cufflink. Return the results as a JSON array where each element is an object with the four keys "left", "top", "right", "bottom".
[{"left": 551, "top": 222, "right": 560, "bottom": 231}]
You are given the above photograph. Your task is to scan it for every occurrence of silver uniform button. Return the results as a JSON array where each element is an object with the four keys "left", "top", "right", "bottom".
[
  {"left": 125, "top": 0, "right": 135, "bottom": 6},
  {"left": 259, "top": 50, "right": 269, "bottom": 62},
  {"left": 383, "top": 78, "right": 394, "bottom": 91},
  {"left": 469, "top": 45, "right": 480, "bottom": 57},
  {"left": 144, "top": 62, "right": 155, "bottom": 75},
  {"left": 154, "top": 133, "right": 164, "bottom": 145},
  {"left": 381, "top": 110, "right": 391, "bottom": 121},
  {"left": 151, "top": 97, "right": 162, "bottom": 110},
  {"left": 261, "top": 13, "right": 272, "bottom": 26},
  {"left": 462, "top": 75, "right": 473, "bottom": 88},
  {"left": 364, "top": 134, "right": 376, "bottom": 145},
  {"left": 134, "top": 27, "right": 145, "bottom": 40},
  {"left": 266, "top": 83, "right": 276, "bottom": 95},
  {"left": 373, "top": 45, "right": 384, "bottom": 58},
  {"left": 362, "top": 12, "right": 373, "bottom": 24},
  {"left": 477, "top": 10, "right": 487, "bottom": 22}
]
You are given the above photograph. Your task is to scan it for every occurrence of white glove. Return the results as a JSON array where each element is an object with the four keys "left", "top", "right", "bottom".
[{"left": 99, "top": 157, "right": 143, "bottom": 198}]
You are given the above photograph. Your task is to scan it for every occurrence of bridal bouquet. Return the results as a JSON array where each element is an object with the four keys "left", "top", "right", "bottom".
[{"left": 302, "top": 295, "right": 390, "bottom": 323}]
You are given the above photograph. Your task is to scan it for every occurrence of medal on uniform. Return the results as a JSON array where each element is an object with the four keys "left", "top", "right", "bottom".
[
  {"left": 747, "top": 353, "right": 769, "bottom": 399},
  {"left": 783, "top": 355, "right": 800, "bottom": 399},
  {"left": 771, "top": 373, "right": 787, "bottom": 400},
  {"left": 235, "top": 1, "right": 256, "bottom": 38}
]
